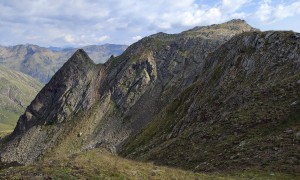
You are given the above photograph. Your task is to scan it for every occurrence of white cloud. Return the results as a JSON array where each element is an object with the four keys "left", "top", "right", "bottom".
[
  {"left": 60, "top": 34, "right": 109, "bottom": 46},
  {"left": 255, "top": 0, "right": 273, "bottom": 22},
  {"left": 274, "top": 2, "right": 300, "bottom": 20},
  {"left": 97, "top": 35, "right": 109, "bottom": 42},
  {"left": 221, "top": 0, "right": 251, "bottom": 13},
  {"left": 255, "top": 0, "right": 300, "bottom": 23},
  {"left": 0, "top": 0, "right": 299, "bottom": 46},
  {"left": 132, "top": 35, "right": 142, "bottom": 41},
  {"left": 64, "top": 35, "right": 76, "bottom": 43}
]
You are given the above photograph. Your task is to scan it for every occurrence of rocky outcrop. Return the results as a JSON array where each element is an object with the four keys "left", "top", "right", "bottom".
[
  {"left": 4, "top": 20, "right": 298, "bottom": 173},
  {"left": 0, "top": 49, "right": 105, "bottom": 164}
]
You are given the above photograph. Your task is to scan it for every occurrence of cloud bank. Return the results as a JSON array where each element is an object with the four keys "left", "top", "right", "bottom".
[{"left": 0, "top": 0, "right": 299, "bottom": 47}]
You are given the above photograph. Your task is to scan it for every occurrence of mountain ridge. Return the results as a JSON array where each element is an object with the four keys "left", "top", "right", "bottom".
[{"left": 1, "top": 19, "right": 299, "bottom": 175}]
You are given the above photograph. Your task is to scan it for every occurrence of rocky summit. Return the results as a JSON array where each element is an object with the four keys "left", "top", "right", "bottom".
[{"left": 0, "top": 19, "right": 299, "bottom": 175}]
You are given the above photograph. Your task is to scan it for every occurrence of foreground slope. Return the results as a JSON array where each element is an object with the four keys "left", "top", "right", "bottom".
[
  {"left": 0, "top": 44, "right": 127, "bottom": 83},
  {"left": 1, "top": 149, "right": 297, "bottom": 179},
  {"left": 122, "top": 31, "right": 300, "bottom": 173},
  {"left": 0, "top": 66, "right": 42, "bottom": 131},
  {"left": 3, "top": 20, "right": 298, "bottom": 175}
]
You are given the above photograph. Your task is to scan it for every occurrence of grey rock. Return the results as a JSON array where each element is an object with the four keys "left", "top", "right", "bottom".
[
  {"left": 295, "top": 131, "right": 300, "bottom": 138},
  {"left": 291, "top": 101, "right": 297, "bottom": 106}
]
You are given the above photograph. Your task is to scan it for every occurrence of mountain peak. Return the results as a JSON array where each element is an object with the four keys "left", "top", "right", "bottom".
[
  {"left": 72, "top": 49, "right": 89, "bottom": 59},
  {"left": 221, "top": 19, "right": 259, "bottom": 30},
  {"left": 225, "top": 18, "right": 246, "bottom": 24},
  {"left": 180, "top": 19, "right": 258, "bottom": 39},
  {"left": 193, "top": 19, "right": 256, "bottom": 31},
  {"left": 218, "top": 19, "right": 258, "bottom": 30},
  {"left": 67, "top": 48, "right": 95, "bottom": 65}
]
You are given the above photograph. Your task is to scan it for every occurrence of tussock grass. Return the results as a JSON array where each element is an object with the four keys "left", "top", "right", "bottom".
[{"left": 0, "top": 130, "right": 12, "bottom": 138}]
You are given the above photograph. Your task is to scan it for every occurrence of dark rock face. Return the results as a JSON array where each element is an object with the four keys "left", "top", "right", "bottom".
[
  {"left": 0, "top": 49, "right": 106, "bottom": 164},
  {"left": 13, "top": 49, "right": 103, "bottom": 135},
  {"left": 2, "top": 20, "right": 298, "bottom": 173}
]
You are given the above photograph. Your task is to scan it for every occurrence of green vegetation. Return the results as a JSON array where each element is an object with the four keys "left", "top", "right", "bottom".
[
  {"left": 121, "top": 31, "right": 300, "bottom": 175},
  {"left": 0, "top": 149, "right": 297, "bottom": 179},
  {"left": 0, "top": 130, "right": 12, "bottom": 139},
  {"left": 0, "top": 66, "right": 43, "bottom": 131},
  {"left": 109, "top": 54, "right": 127, "bottom": 69}
]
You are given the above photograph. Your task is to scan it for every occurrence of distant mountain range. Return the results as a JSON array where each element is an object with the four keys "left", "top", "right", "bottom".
[
  {"left": 0, "top": 44, "right": 128, "bottom": 83},
  {"left": 0, "top": 66, "right": 42, "bottom": 131}
]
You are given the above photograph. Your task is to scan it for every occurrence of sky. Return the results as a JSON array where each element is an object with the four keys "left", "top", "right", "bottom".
[{"left": 0, "top": 0, "right": 300, "bottom": 47}]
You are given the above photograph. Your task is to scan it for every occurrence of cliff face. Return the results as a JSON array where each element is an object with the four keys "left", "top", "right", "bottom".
[
  {"left": 3, "top": 20, "right": 298, "bottom": 173},
  {"left": 13, "top": 49, "right": 103, "bottom": 134}
]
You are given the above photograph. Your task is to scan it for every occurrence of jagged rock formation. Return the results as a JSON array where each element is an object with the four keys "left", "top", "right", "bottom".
[
  {"left": 0, "top": 66, "right": 42, "bottom": 131},
  {"left": 0, "top": 50, "right": 106, "bottom": 163},
  {"left": 0, "top": 44, "right": 127, "bottom": 83},
  {"left": 1, "top": 19, "right": 299, "bottom": 173}
]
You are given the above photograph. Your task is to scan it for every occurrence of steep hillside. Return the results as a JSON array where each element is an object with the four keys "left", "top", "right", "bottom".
[
  {"left": 122, "top": 31, "right": 300, "bottom": 173},
  {"left": 0, "top": 66, "right": 42, "bottom": 131},
  {"left": 0, "top": 19, "right": 256, "bottom": 165},
  {"left": 1, "top": 19, "right": 298, "bottom": 175},
  {"left": 0, "top": 44, "right": 127, "bottom": 83}
]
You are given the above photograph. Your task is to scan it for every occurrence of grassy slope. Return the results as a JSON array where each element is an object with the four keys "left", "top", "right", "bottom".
[
  {"left": 0, "top": 149, "right": 297, "bottom": 179},
  {"left": 0, "top": 66, "right": 43, "bottom": 131},
  {"left": 0, "top": 131, "right": 11, "bottom": 139}
]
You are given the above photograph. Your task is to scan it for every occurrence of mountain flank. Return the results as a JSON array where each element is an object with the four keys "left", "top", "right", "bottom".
[
  {"left": 0, "top": 19, "right": 299, "bottom": 176},
  {"left": 0, "top": 66, "right": 42, "bottom": 132},
  {"left": 122, "top": 30, "right": 300, "bottom": 173}
]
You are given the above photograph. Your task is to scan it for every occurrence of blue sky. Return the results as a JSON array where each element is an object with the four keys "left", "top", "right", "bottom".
[{"left": 0, "top": 0, "right": 300, "bottom": 47}]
